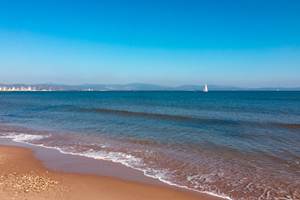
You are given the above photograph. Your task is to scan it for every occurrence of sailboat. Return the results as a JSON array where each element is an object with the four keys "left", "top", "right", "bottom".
[{"left": 203, "top": 84, "right": 208, "bottom": 92}]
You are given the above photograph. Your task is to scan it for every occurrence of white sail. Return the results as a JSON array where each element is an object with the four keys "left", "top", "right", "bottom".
[{"left": 203, "top": 84, "right": 208, "bottom": 92}]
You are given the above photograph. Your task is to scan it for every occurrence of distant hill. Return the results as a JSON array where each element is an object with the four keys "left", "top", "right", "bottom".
[{"left": 0, "top": 83, "right": 299, "bottom": 91}]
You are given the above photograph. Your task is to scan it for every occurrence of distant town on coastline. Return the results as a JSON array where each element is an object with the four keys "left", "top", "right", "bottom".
[{"left": 0, "top": 83, "right": 299, "bottom": 92}]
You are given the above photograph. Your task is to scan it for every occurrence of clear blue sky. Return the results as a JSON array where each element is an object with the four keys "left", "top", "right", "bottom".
[{"left": 0, "top": 0, "right": 299, "bottom": 87}]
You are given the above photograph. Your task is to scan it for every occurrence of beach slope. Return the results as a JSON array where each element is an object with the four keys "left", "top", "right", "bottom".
[{"left": 0, "top": 145, "right": 219, "bottom": 200}]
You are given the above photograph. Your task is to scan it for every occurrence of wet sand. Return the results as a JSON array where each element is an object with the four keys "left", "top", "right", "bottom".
[{"left": 0, "top": 145, "right": 221, "bottom": 200}]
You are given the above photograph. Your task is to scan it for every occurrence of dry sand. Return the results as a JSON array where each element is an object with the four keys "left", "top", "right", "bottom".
[{"left": 0, "top": 145, "right": 221, "bottom": 200}]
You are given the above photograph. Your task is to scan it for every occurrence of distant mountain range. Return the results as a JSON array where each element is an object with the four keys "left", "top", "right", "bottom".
[{"left": 0, "top": 83, "right": 299, "bottom": 91}]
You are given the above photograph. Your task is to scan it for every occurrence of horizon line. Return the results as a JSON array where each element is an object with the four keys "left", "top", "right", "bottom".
[{"left": 0, "top": 82, "right": 300, "bottom": 90}]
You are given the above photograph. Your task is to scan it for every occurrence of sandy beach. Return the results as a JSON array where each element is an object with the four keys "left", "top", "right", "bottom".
[{"left": 0, "top": 145, "right": 221, "bottom": 200}]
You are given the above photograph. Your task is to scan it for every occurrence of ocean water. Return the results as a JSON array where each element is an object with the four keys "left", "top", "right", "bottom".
[{"left": 0, "top": 91, "right": 299, "bottom": 199}]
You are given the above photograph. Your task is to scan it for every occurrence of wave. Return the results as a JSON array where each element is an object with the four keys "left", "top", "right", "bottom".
[
  {"left": 77, "top": 107, "right": 300, "bottom": 131},
  {"left": 78, "top": 107, "right": 249, "bottom": 125},
  {"left": 275, "top": 123, "right": 300, "bottom": 129},
  {"left": 1, "top": 124, "right": 299, "bottom": 200},
  {"left": 0, "top": 133, "right": 47, "bottom": 142},
  {"left": 0, "top": 131, "right": 231, "bottom": 200},
  {"left": 32, "top": 104, "right": 300, "bottom": 130}
]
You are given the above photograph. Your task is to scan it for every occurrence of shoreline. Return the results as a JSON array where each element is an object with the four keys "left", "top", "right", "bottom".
[
  {"left": 0, "top": 123, "right": 231, "bottom": 200},
  {"left": 0, "top": 140, "right": 224, "bottom": 200}
]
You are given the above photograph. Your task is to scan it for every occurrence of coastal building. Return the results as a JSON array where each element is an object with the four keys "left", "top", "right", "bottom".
[{"left": 0, "top": 86, "right": 37, "bottom": 92}]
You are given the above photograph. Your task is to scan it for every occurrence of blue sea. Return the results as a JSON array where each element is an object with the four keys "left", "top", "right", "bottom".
[{"left": 0, "top": 91, "right": 299, "bottom": 199}]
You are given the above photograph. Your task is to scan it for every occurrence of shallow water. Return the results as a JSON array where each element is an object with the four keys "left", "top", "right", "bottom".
[{"left": 0, "top": 91, "right": 299, "bottom": 199}]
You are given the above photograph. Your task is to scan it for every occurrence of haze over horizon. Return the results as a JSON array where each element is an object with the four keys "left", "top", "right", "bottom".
[{"left": 1, "top": 0, "right": 300, "bottom": 87}]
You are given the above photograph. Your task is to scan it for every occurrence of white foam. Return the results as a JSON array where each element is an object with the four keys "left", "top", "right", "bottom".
[
  {"left": 0, "top": 133, "right": 47, "bottom": 142},
  {"left": 0, "top": 132, "right": 232, "bottom": 200}
]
